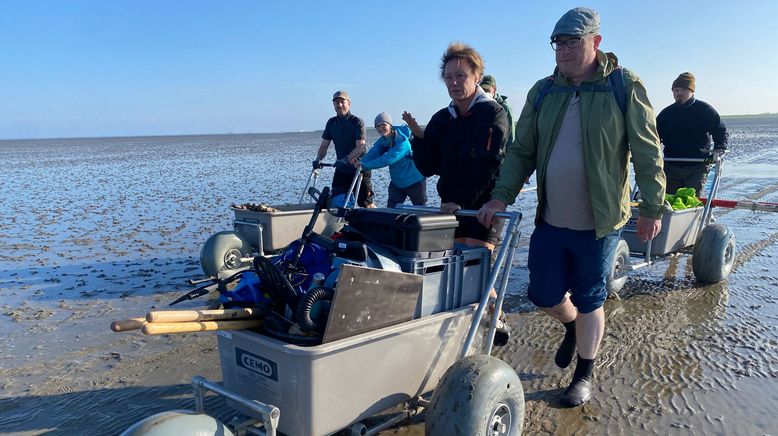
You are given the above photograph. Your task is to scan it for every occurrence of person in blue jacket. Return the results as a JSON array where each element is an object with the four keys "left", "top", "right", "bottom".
[{"left": 360, "top": 112, "right": 427, "bottom": 208}]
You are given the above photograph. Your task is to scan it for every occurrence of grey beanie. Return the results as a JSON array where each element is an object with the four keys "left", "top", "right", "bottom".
[
  {"left": 551, "top": 7, "right": 600, "bottom": 40},
  {"left": 374, "top": 112, "right": 393, "bottom": 127}
]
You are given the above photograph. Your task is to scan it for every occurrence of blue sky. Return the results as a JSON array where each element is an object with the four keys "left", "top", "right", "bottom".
[{"left": 1, "top": 0, "right": 775, "bottom": 139}]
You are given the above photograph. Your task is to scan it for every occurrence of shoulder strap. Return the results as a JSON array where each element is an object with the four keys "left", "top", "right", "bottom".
[
  {"left": 533, "top": 76, "right": 556, "bottom": 111},
  {"left": 608, "top": 66, "right": 627, "bottom": 114},
  {"left": 532, "top": 67, "right": 627, "bottom": 114}
]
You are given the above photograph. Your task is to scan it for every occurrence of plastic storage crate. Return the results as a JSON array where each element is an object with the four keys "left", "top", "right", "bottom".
[
  {"left": 398, "top": 247, "right": 490, "bottom": 318},
  {"left": 622, "top": 206, "right": 703, "bottom": 255},
  {"left": 232, "top": 203, "right": 338, "bottom": 252},
  {"left": 216, "top": 306, "right": 476, "bottom": 436},
  {"left": 346, "top": 208, "right": 459, "bottom": 252}
]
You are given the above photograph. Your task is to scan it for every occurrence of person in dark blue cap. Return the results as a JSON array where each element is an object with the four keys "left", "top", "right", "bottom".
[{"left": 478, "top": 7, "right": 667, "bottom": 407}]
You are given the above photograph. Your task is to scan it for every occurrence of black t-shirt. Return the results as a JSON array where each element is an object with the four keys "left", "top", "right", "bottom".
[
  {"left": 322, "top": 112, "right": 366, "bottom": 159},
  {"left": 322, "top": 112, "right": 368, "bottom": 187}
]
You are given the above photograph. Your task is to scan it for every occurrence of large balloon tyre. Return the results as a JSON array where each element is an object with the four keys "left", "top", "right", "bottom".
[
  {"left": 426, "top": 354, "right": 524, "bottom": 436},
  {"left": 607, "top": 238, "right": 631, "bottom": 298},
  {"left": 200, "top": 231, "right": 252, "bottom": 277},
  {"left": 120, "top": 410, "right": 234, "bottom": 436},
  {"left": 692, "top": 223, "right": 735, "bottom": 283}
]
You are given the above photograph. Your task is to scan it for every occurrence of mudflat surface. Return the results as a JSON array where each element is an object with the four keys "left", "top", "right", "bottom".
[{"left": 1, "top": 119, "right": 777, "bottom": 435}]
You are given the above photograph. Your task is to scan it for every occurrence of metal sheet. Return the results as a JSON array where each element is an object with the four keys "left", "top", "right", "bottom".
[{"left": 322, "top": 264, "right": 422, "bottom": 343}]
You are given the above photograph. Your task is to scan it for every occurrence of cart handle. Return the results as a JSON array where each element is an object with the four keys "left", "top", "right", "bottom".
[{"left": 397, "top": 205, "right": 517, "bottom": 220}]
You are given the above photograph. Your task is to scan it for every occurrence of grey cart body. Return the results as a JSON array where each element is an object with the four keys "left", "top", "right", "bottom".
[
  {"left": 217, "top": 306, "right": 476, "bottom": 436},
  {"left": 124, "top": 206, "right": 527, "bottom": 436}
]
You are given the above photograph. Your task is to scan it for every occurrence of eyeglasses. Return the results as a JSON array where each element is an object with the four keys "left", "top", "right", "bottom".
[{"left": 550, "top": 37, "right": 585, "bottom": 51}]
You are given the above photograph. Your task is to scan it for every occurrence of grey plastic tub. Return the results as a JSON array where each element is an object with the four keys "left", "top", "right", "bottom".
[
  {"left": 232, "top": 203, "right": 339, "bottom": 252},
  {"left": 398, "top": 247, "right": 490, "bottom": 318}
]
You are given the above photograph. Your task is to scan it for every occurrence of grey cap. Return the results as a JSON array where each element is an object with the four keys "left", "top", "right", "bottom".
[
  {"left": 374, "top": 112, "right": 392, "bottom": 127},
  {"left": 551, "top": 7, "right": 600, "bottom": 40}
]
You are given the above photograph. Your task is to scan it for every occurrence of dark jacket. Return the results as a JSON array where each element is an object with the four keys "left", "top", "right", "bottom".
[
  {"left": 657, "top": 97, "right": 728, "bottom": 165},
  {"left": 412, "top": 91, "right": 509, "bottom": 209}
]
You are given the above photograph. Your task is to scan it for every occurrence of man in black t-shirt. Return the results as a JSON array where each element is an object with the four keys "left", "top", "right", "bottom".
[{"left": 314, "top": 90, "right": 374, "bottom": 207}]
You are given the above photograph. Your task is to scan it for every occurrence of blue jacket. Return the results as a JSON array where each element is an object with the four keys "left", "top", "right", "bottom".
[{"left": 361, "top": 125, "right": 424, "bottom": 189}]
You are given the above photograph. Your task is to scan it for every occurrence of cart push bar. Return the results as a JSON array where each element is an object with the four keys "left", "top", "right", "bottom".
[
  {"left": 301, "top": 160, "right": 363, "bottom": 210},
  {"left": 396, "top": 206, "right": 523, "bottom": 358},
  {"left": 701, "top": 198, "right": 778, "bottom": 213}
]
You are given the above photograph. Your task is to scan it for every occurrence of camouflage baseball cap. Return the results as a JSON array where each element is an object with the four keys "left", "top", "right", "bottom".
[{"left": 480, "top": 75, "right": 497, "bottom": 89}]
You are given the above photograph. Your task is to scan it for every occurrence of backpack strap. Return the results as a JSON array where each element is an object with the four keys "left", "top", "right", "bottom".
[
  {"left": 533, "top": 76, "right": 556, "bottom": 112},
  {"left": 532, "top": 67, "right": 627, "bottom": 114},
  {"left": 608, "top": 66, "right": 627, "bottom": 114}
]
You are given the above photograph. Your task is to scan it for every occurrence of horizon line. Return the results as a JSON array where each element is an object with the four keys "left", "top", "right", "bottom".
[{"left": 2, "top": 112, "right": 776, "bottom": 142}]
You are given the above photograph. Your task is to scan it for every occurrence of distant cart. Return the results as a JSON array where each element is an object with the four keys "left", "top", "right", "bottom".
[
  {"left": 123, "top": 165, "right": 529, "bottom": 435},
  {"left": 199, "top": 162, "right": 361, "bottom": 277},
  {"left": 607, "top": 150, "right": 736, "bottom": 296}
]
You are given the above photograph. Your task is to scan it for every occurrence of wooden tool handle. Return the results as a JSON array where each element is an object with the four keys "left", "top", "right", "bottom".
[
  {"left": 146, "top": 308, "right": 261, "bottom": 323},
  {"left": 141, "top": 319, "right": 263, "bottom": 335},
  {"left": 110, "top": 318, "right": 146, "bottom": 332}
]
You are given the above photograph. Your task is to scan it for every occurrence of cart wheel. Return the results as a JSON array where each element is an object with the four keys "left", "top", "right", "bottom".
[
  {"left": 120, "top": 410, "right": 234, "bottom": 436},
  {"left": 200, "top": 231, "right": 251, "bottom": 277},
  {"left": 426, "top": 354, "right": 524, "bottom": 436},
  {"left": 692, "top": 223, "right": 735, "bottom": 283},
  {"left": 607, "top": 239, "right": 630, "bottom": 298}
]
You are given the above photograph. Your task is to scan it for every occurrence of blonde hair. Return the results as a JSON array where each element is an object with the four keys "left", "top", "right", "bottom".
[{"left": 440, "top": 42, "right": 485, "bottom": 79}]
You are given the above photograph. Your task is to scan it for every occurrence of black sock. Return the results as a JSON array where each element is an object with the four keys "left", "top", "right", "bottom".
[
  {"left": 571, "top": 355, "right": 595, "bottom": 383},
  {"left": 554, "top": 321, "right": 577, "bottom": 368}
]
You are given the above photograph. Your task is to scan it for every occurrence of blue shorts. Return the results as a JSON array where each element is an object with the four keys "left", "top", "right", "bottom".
[{"left": 527, "top": 221, "right": 620, "bottom": 313}]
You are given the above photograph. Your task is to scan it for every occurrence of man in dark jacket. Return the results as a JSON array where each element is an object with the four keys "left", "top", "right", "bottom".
[
  {"left": 406, "top": 43, "right": 509, "bottom": 248},
  {"left": 657, "top": 72, "right": 728, "bottom": 194}
]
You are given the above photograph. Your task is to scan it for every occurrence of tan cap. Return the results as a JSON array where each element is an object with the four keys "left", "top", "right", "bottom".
[{"left": 332, "top": 90, "right": 350, "bottom": 101}]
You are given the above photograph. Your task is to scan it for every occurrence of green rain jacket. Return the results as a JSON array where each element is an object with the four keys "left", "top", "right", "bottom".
[
  {"left": 493, "top": 93, "right": 517, "bottom": 144},
  {"left": 491, "top": 51, "right": 667, "bottom": 238}
]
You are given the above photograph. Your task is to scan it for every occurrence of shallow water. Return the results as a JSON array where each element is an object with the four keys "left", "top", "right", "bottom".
[{"left": 1, "top": 118, "right": 777, "bottom": 435}]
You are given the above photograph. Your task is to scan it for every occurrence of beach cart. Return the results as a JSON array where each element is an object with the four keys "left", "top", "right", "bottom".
[
  {"left": 123, "top": 195, "right": 528, "bottom": 435},
  {"left": 199, "top": 162, "right": 363, "bottom": 277},
  {"left": 607, "top": 150, "right": 736, "bottom": 296}
]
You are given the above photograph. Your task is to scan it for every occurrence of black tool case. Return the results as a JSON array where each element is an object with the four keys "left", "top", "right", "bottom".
[{"left": 345, "top": 208, "right": 459, "bottom": 252}]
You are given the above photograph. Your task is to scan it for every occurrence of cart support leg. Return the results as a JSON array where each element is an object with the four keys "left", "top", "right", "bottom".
[
  {"left": 192, "top": 376, "right": 280, "bottom": 436},
  {"left": 461, "top": 213, "right": 522, "bottom": 358}
]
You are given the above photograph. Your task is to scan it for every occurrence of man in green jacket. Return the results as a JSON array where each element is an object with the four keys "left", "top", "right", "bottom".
[
  {"left": 480, "top": 74, "right": 517, "bottom": 144},
  {"left": 478, "top": 7, "right": 666, "bottom": 407}
]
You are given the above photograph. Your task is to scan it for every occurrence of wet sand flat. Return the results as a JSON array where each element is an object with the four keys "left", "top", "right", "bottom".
[{"left": 1, "top": 118, "right": 777, "bottom": 435}]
